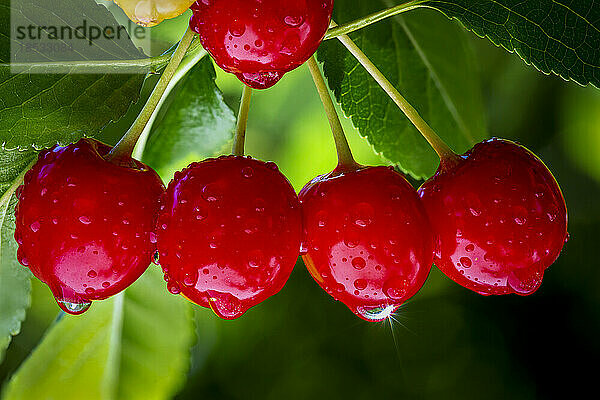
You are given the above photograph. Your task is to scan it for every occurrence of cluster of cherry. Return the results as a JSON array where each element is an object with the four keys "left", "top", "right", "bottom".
[
  {"left": 13, "top": 136, "right": 568, "bottom": 321},
  {"left": 13, "top": 0, "right": 567, "bottom": 321}
]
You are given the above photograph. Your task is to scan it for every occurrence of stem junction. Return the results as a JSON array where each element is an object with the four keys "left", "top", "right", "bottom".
[
  {"left": 108, "top": 25, "right": 197, "bottom": 163},
  {"left": 324, "top": 1, "right": 425, "bottom": 40},
  {"left": 333, "top": 23, "right": 462, "bottom": 168}
]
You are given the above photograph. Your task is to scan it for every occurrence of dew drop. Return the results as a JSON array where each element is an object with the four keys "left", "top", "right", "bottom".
[
  {"left": 469, "top": 207, "right": 482, "bottom": 217},
  {"left": 57, "top": 300, "right": 92, "bottom": 315},
  {"left": 167, "top": 282, "right": 181, "bottom": 295},
  {"left": 352, "top": 257, "right": 366, "bottom": 270},
  {"left": 248, "top": 249, "right": 263, "bottom": 268},
  {"left": 284, "top": 14, "right": 304, "bottom": 27},
  {"left": 183, "top": 272, "right": 197, "bottom": 287},
  {"left": 354, "top": 304, "right": 396, "bottom": 322},
  {"left": 201, "top": 184, "right": 220, "bottom": 202},
  {"left": 208, "top": 293, "right": 244, "bottom": 319},
  {"left": 460, "top": 257, "right": 472, "bottom": 268},
  {"left": 229, "top": 20, "right": 246, "bottom": 37},
  {"left": 241, "top": 166, "right": 254, "bottom": 178},
  {"left": 353, "top": 202, "right": 374, "bottom": 228},
  {"left": 312, "top": 208, "right": 328, "bottom": 225},
  {"left": 30, "top": 221, "right": 41, "bottom": 233},
  {"left": 507, "top": 269, "right": 543, "bottom": 295},
  {"left": 265, "top": 162, "right": 278, "bottom": 171},
  {"left": 354, "top": 279, "right": 367, "bottom": 290},
  {"left": 299, "top": 242, "right": 309, "bottom": 255},
  {"left": 254, "top": 198, "right": 265, "bottom": 213},
  {"left": 384, "top": 286, "right": 404, "bottom": 300}
]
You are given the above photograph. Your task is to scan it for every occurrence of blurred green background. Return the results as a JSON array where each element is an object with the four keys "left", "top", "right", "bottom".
[{"left": 2, "top": 7, "right": 600, "bottom": 400}]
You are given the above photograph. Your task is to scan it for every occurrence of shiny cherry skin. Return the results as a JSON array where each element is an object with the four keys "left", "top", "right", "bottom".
[
  {"left": 418, "top": 138, "right": 568, "bottom": 296},
  {"left": 14, "top": 138, "right": 165, "bottom": 315},
  {"left": 190, "top": 0, "right": 334, "bottom": 89},
  {"left": 299, "top": 165, "right": 434, "bottom": 322},
  {"left": 156, "top": 156, "right": 302, "bottom": 319}
]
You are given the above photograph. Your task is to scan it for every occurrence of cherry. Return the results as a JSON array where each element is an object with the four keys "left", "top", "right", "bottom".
[
  {"left": 14, "top": 138, "right": 165, "bottom": 315},
  {"left": 418, "top": 138, "right": 568, "bottom": 296},
  {"left": 189, "top": 0, "right": 334, "bottom": 89},
  {"left": 155, "top": 156, "right": 302, "bottom": 319},
  {"left": 110, "top": 0, "right": 196, "bottom": 27},
  {"left": 299, "top": 165, "right": 434, "bottom": 322}
]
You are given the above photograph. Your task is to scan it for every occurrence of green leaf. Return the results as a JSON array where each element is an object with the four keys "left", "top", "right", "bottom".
[
  {"left": 0, "top": 149, "right": 36, "bottom": 362},
  {"left": 319, "top": 4, "right": 487, "bottom": 178},
  {"left": 3, "top": 267, "right": 194, "bottom": 400},
  {"left": 0, "top": 0, "right": 168, "bottom": 150},
  {"left": 421, "top": 0, "right": 600, "bottom": 88},
  {"left": 142, "top": 57, "right": 236, "bottom": 180},
  {"left": 0, "top": 196, "right": 32, "bottom": 363}
]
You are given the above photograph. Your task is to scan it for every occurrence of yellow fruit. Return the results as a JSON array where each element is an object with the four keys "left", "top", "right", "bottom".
[{"left": 109, "top": 0, "right": 195, "bottom": 27}]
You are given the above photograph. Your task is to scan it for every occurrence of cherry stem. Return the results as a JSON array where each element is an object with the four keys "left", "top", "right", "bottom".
[
  {"left": 232, "top": 85, "right": 253, "bottom": 156},
  {"left": 107, "top": 25, "right": 197, "bottom": 162},
  {"left": 324, "top": 0, "right": 424, "bottom": 40},
  {"left": 306, "top": 55, "right": 357, "bottom": 168},
  {"left": 334, "top": 24, "right": 461, "bottom": 167}
]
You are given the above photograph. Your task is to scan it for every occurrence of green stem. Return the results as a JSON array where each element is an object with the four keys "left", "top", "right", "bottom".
[
  {"left": 306, "top": 56, "right": 357, "bottom": 168},
  {"left": 107, "top": 25, "right": 197, "bottom": 162},
  {"left": 232, "top": 85, "right": 253, "bottom": 156},
  {"left": 335, "top": 28, "right": 461, "bottom": 167},
  {"left": 325, "top": 0, "right": 425, "bottom": 40},
  {"left": 4, "top": 35, "right": 205, "bottom": 74}
]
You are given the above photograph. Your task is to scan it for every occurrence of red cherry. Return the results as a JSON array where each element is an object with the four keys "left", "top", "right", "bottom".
[
  {"left": 299, "top": 165, "right": 434, "bottom": 322},
  {"left": 156, "top": 156, "right": 302, "bottom": 319},
  {"left": 418, "top": 138, "right": 568, "bottom": 296},
  {"left": 190, "top": 0, "right": 334, "bottom": 89},
  {"left": 14, "top": 138, "right": 165, "bottom": 315}
]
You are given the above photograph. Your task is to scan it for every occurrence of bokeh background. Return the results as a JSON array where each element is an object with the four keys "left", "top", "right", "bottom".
[{"left": 2, "top": 7, "right": 599, "bottom": 400}]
